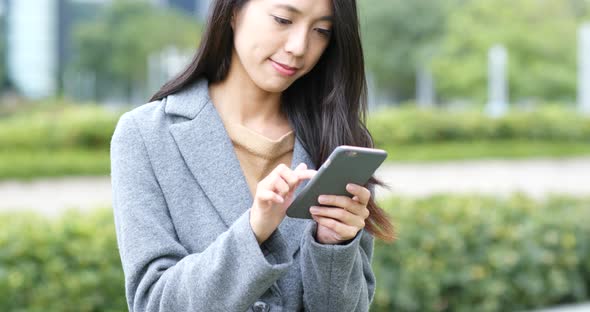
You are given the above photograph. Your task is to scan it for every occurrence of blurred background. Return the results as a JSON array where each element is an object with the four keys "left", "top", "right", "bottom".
[{"left": 0, "top": 0, "right": 589, "bottom": 311}]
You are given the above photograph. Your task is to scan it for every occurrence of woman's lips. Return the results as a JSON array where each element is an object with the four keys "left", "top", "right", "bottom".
[{"left": 270, "top": 59, "right": 298, "bottom": 77}]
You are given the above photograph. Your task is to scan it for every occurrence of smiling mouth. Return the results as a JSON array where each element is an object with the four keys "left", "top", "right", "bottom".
[{"left": 270, "top": 59, "right": 299, "bottom": 76}]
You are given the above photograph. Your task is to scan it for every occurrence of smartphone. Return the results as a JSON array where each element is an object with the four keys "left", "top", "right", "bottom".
[{"left": 286, "top": 145, "right": 387, "bottom": 219}]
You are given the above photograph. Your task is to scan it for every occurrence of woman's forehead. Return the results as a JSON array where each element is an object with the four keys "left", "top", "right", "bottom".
[{"left": 264, "top": 0, "right": 334, "bottom": 19}]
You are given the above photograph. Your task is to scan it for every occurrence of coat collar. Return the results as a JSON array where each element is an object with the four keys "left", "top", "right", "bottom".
[{"left": 166, "top": 78, "right": 316, "bottom": 228}]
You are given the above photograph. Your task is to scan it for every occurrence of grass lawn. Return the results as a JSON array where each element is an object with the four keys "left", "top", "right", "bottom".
[
  {"left": 383, "top": 140, "right": 590, "bottom": 162},
  {"left": 1, "top": 140, "right": 590, "bottom": 180}
]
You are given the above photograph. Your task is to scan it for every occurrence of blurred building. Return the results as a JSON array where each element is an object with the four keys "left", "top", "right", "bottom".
[
  {"left": 3, "top": 0, "right": 106, "bottom": 99},
  {"left": 2, "top": 0, "right": 210, "bottom": 100},
  {"left": 151, "top": 0, "right": 212, "bottom": 18},
  {"left": 4, "top": 0, "right": 62, "bottom": 98}
]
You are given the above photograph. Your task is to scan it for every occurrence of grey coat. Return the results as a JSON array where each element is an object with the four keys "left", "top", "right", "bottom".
[{"left": 110, "top": 78, "right": 376, "bottom": 312}]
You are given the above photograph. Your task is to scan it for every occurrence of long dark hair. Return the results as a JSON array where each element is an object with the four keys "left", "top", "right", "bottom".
[{"left": 150, "top": 0, "right": 395, "bottom": 242}]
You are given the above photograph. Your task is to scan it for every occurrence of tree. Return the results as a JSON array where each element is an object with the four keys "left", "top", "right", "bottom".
[
  {"left": 71, "top": 1, "right": 202, "bottom": 100},
  {"left": 432, "top": 0, "right": 586, "bottom": 103},
  {"left": 358, "top": 0, "right": 453, "bottom": 101}
]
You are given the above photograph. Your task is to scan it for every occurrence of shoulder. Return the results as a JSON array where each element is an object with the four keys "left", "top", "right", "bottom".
[
  {"left": 112, "top": 77, "right": 210, "bottom": 147},
  {"left": 117, "top": 77, "right": 210, "bottom": 129},
  {"left": 112, "top": 78, "right": 210, "bottom": 144},
  {"left": 110, "top": 101, "right": 164, "bottom": 159},
  {"left": 112, "top": 99, "right": 167, "bottom": 143},
  {"left": 121, "top": 98, "right": 168, "bottom": 127}
]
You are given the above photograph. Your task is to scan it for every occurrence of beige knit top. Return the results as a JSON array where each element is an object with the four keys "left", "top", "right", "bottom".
[{"left": 223, "top": 122, "right": 295, "bottom": 197}]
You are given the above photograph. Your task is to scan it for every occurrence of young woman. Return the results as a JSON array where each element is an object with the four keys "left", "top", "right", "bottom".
[{"left": 110, "top": 0, "right": 395, "bottom": 311}]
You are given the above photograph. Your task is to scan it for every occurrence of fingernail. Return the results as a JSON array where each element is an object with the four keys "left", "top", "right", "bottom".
[
  {"left": 347, "top": 184, "right": 356, "bottom": 190},
  {"left": 318, "top": 195, "right": 327, "bottom": 203},
  {"left": 310, "top": 206, "right": 319, "bottom": 213}
]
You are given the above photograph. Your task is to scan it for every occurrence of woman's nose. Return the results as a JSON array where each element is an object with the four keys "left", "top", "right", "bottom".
[{"left": 284, "top": 27, "right": 309, "bottom": 57}]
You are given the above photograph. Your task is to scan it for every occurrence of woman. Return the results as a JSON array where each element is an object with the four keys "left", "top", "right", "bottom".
[{"left": 110, "top": 0, "right": 395, "bottom": 311}]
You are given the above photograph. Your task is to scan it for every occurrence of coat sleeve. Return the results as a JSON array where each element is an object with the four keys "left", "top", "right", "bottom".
[
  {"left": 110, "top": 112, "right": 292, "bottom": 312},
  {"left": 299, "top": 186, "right": 376, "bottom": 312}
]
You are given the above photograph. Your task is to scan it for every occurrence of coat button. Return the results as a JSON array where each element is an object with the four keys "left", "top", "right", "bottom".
[{"left": 252, "top": 301, "right": 270, "bottom": 312}]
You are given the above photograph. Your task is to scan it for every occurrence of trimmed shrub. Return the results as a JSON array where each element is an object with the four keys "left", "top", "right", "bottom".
[
  {"left": 368, "top": 107, "right": 590, "bottom": 146},
  {"left": 0, "top": 104, "right": 120, "bottom": 150},
  {"left": 2, "top": 104, "right": 589, "bottom": 152},
  {"left": 372, "top": 195, "right": 590, "bottom": 312},
  {"left": 0, "top": 208, "right": 125, "bottom": 312},
  {"left": 1, "top": 195, "right": 589, "bottom": 311}
]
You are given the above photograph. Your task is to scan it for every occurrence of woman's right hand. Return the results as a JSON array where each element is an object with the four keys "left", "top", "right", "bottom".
[{"left": 250, "top": 162, "right": 317, "bottom": 245}]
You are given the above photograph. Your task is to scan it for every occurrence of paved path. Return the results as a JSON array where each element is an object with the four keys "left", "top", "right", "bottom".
[
  {"left": 527, "top": 303, "right": 590, "bottom": 312},
  {"left": 0, "top": 176, "right": 113, "bottom": 216},
  {"left": 1, "top": 157, "right": 589, "bottom": 215},
  {"left": 374, "top": 157, "right": 590, "bottom": 199}
]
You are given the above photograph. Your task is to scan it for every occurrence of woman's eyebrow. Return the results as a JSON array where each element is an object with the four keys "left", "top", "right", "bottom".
[{"left": 274, "top": 4, "right": 333, "bottom": 22}]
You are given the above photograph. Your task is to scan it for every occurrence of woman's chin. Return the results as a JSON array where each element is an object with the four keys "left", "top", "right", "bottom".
[{"left": 256, "top": 77, "right": 294, "bottom": 93}]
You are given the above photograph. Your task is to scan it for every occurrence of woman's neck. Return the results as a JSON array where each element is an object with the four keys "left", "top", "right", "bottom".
[{"left": 208, "top": 60, "right": 285, "bottom": 128}]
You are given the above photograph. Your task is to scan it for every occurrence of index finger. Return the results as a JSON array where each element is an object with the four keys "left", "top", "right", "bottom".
[{"left": 295, "top": 169, "right": 317, "bottom": 181}]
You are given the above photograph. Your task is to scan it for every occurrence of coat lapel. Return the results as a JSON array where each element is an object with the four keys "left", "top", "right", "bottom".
[{"left": 166, "top": 78, "right": 316, "bottom": 228}]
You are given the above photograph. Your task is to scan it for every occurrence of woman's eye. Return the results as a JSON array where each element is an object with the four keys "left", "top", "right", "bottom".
[
  {"left": 316, "top": 29, "right": 332, "bottom": 37},
  {"left": 273, "top": 16, "right": 292, "bottom": 25}
]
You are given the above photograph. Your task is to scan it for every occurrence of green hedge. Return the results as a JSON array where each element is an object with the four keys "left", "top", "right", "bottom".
[
  {"left": 0, "top": 104, "right": 120, "bottom": 151},
  {"left": 0, "top": 209, "right": 125, "bottom": 312},
  {"left": 2, "top": 104, "right": 590, "bottom": 152},
  {"left": 0, "top": 103, "right": 121, "bottom": 179},
  {"left": 0, "top": 149, "right": 111, "bottom": 180},
  {"left": 3, "top": 105, "right": 590, "bottom": 179},
  {"left": 368, "top": 106, "right": 590, "bottom": 145},
  {"left": 1, "top": 195, "right": 589, "bottom": 311},
  {"left": 372, "top": 195, "right": 590, "bottom": 312}
]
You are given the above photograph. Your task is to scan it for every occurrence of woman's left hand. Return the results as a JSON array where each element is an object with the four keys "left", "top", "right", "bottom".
[{"left": 310, "top": 183, "right": 371, "bottom": 245}]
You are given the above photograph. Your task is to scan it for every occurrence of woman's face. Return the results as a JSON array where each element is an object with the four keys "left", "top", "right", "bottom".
[{"left": 231, "top": 0, "right": 333, "bottom": 93}]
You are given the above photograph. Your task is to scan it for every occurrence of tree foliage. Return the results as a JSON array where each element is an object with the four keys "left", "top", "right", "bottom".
[
  {"left": 359, "top": 0, "right": 590, "bottom": 104},
  {"left": 432, "top": 0, "right": 585, "bottom": 103},
  {"left": 71, "top": 2, "right": 201, "bottom": 97},
  {"left": 359, "top": 0, "right": 452, "bottom": 101}
]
